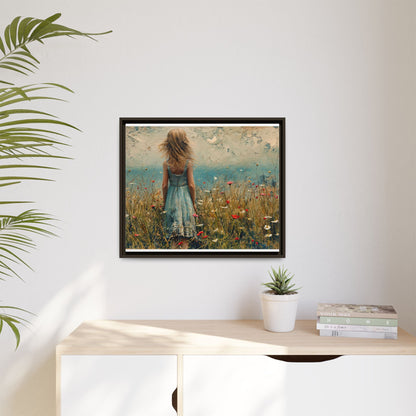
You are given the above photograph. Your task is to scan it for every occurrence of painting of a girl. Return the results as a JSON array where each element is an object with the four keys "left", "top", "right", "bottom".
[
  {"left": 121, "top": 118, "right": 285, "bottom": 257},
  {"left": 159, "top": 128, "right": 196, "bottom": 249}
]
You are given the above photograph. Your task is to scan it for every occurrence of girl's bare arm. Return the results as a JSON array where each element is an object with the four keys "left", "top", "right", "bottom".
[
  {"left": 187, "top": 162, "right": 197, "bottom": 211},
  {"left": 162, "top": 161, "right": 169, "bottom": 207}
]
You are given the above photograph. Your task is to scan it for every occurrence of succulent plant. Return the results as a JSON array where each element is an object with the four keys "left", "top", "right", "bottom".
[{"left": 263, "top": 266, "right": 300, "bottom": 295}]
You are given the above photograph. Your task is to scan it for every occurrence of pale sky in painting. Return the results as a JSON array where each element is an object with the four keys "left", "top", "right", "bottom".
[{"left": 125, "top": 125, "right": 279, "bottom": 168}]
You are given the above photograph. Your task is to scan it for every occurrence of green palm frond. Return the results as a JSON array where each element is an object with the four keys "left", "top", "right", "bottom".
[
  {"left": 0, "top": 13, "right": 111, "bottom": 81},
  {"left": 0, "top": 210, "right": 55, "bottom": 279},
  {"left": 0, "top": 305, "right": 33, "bottom": 349},
  {"left": 0, "top": 84, "right": 77, "bottom": 188},
  {"left": 0, "top": 14, "right": 110, "bottom": 348}
]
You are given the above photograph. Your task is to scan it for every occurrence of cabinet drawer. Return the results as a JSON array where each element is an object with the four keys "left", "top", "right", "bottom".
[
  {"left": 61, "top": 355, "right": 177, "bottom": 416},
  {"left": 183, "top": 355, "right": 416, "bottom": 416}
]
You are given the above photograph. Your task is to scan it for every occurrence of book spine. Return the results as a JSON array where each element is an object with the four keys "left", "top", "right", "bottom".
[
  {"left": 319, "top": 330, "right": 398, "bottom": 339},
  {"left": 318, "top": 316, "right": 398, "bottom": 327},
  {"left": 316, "top": 323, "right": 398, "bottom": 333},
  {"left": 316, "top": 311, "right": 397, "bottom": 319}
]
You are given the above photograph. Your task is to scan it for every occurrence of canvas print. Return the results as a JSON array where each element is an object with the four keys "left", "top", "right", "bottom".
[{"left": 120, "top": 118, "right": 285, "bottom": 257}]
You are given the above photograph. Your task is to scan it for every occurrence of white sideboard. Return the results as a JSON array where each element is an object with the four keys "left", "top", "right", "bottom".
[{"left": 56, "top": 320, "right": 416, "bottom": 416}]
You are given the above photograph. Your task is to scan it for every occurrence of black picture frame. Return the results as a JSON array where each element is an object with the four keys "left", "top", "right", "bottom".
[{"left": 120, "top": 118, "right": 285, "bottom": 257}]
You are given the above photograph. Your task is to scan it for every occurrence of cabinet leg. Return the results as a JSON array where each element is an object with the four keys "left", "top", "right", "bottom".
[{"left": 177, "top": 354, "right": 183, "bottom": 415}]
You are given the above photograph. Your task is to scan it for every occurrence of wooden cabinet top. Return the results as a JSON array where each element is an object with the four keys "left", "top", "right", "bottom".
[{"left": 56, "top": 320, "right": 416, "bottom": 356}]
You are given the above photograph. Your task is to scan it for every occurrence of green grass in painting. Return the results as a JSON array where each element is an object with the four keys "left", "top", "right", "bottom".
[{"left": 126, "top": 180, "right": 280, "bottom": 250}]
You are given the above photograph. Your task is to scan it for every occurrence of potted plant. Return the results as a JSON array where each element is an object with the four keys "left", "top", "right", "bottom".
[{"left": 260, "top": 266, "right": 300, "bottom": 332}]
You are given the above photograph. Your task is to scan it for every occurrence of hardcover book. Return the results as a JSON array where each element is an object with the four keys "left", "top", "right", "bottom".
[
  {"left": 318, "top": 316, "right": 398, "bottom": 327},
  {"left": 316, "top": 323, "right": 398, "bottom": 333},
  {"left": 319, "top": 329, "right": 398, "bottom": 340},
  {"left": 317, "top": 303, "right": 398, "bottom": 319}
]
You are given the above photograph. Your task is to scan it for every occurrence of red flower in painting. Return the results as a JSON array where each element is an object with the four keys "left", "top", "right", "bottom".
[{"left": 231, "top": 215, "right": 240, "bottom": 219}]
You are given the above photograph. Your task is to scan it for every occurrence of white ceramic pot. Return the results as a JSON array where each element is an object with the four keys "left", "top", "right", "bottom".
[{"left": 260, "top": 291, "right": 299, "bottom": 332}]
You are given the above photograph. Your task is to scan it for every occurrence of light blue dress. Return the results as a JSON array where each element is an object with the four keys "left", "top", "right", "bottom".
[{"left": 164, "top": 160, "right": 196, "bottom": 239}]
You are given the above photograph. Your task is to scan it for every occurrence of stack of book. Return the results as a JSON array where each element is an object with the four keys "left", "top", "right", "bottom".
[{"left": 317, "top": 303, "right": 398, "bottom": 339}]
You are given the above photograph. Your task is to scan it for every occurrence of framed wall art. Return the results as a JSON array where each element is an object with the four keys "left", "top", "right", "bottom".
[{"left": 120, "top": 118, "right": 285, "bottom": 257}]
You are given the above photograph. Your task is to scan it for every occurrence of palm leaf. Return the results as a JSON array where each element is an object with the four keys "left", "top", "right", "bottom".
[
  {"left": 0, "top": 305, "right": 33, "bottom": 349},
  {"left": 0, "top": 210, "right": 56, "bottom": 279},
  {"left": 0, "top": 84, "right": 76, "bottom": 179},
  {"left": 0, "top": 13, "right": 111, "bottom": 78},
  {"left": 0, "top": 14, "right": 110, "bottom": 349}
]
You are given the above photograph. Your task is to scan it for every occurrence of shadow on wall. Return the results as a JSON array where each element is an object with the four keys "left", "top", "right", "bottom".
[{"left": 0, "top": 264, "right": 106, "bottom": 416}]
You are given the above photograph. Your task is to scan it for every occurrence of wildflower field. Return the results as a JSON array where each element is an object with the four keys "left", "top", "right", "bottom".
[{"left": 125, "top": 172, "right": 280, "bottom": 251}]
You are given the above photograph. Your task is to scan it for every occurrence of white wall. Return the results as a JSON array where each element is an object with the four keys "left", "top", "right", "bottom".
[{"left": 0, "top": 0, "right": 415, "bottom": 414}]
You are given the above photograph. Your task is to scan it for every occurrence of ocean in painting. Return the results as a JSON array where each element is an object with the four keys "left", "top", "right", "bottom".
[{"left": 126, "top": 165, "right": 279, "bottom": 190}]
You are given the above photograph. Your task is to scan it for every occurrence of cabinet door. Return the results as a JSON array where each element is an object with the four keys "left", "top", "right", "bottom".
[
  {"left": 61, "top": 355, "right": 177, "bottom": 416},
  {"left": 183, "top": 355, "right": 286, "bottom": 416},
  {"left": 183, "top": 355, "right": 416, "bottom": 416}
]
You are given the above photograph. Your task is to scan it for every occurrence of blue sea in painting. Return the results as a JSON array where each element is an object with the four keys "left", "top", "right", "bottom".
[{"left": 126, "top": 165, "right": 279, "bottom": 190}]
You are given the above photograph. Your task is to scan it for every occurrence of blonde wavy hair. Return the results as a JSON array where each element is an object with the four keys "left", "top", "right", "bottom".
[{"left": 159, "top": 128, "right": 194, "bottom": 169}]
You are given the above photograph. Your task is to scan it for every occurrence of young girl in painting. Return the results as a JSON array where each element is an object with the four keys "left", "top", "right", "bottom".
[{"left": 159, "top": 128, "right": 197, "bottom": 249}]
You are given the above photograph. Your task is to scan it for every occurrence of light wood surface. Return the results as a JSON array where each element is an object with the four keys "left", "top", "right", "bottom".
[{"left": 56, "top": 320, "right": 416, "bottom": 356}]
